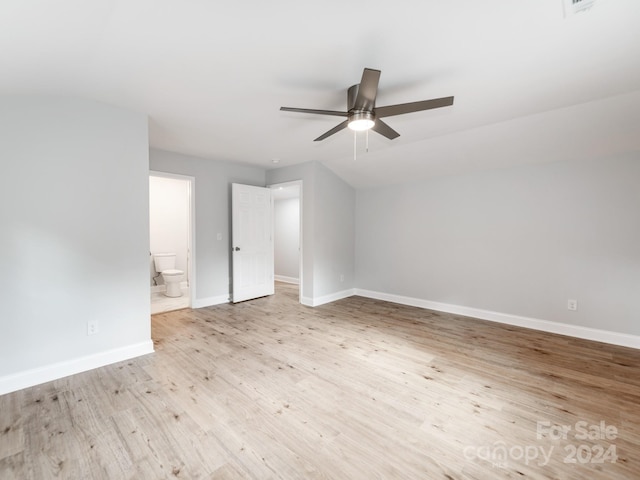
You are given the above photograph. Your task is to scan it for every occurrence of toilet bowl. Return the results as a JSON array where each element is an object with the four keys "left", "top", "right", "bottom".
[
  {"left": 153, "top": 253, "right": 184, "bottom": 298},
  {"left": 161, "top": 269, "right": 184, "bottom": 297}
]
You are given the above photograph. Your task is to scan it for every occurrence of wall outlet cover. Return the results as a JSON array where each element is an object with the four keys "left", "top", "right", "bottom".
[{"left": 87, "top": 320, "right": 99, "bottom": 335}]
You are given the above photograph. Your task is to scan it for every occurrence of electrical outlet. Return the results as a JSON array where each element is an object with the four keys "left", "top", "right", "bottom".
[
  {"left": 340, "top": 274, "right": 344, "bottom": 282},
  {"left": 567, "top": 299, "right": 578, "bottom": 311},
  {"left": 87, "top": 320, "right": 99, "bottom": 335}
]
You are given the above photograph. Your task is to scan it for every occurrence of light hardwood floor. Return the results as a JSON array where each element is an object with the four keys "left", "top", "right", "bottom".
[{"left": 1, "top": 282, "right": 639, "bottom": 479}]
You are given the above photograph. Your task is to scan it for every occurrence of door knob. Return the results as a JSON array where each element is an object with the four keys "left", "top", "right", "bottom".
[{"left": 234, "top": 247, "right": 240, "bottom": 251}]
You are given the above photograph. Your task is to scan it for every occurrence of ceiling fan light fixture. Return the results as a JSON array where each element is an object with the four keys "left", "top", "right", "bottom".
[
  {"left": 280, "top": 68, "right": 454, "bottom": 142},
  {"left": 348, "top": 111, "right": 375, "bottom": 131}
]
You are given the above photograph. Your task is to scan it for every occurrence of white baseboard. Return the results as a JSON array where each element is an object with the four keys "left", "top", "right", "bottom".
[
  {"left": 300, "top": 296, "right": 314, "bottom": 307},
  {"left": 354, "top": 289, "right": 640, "bottom": 350},
  {"left": 151, "top": 281, "right": 188, "bottom": 293},
  {"left": 274, "top": 275, "right": 299, "bottom": 285},
  {"left": 192, "top": 294, "right": 230, "bottom": 309},
  {"left": 304, "top": 288, "right": 356, "bottom": 307},
  {"left": 0, "top": 340, "right": 155, "bottom": 396}
]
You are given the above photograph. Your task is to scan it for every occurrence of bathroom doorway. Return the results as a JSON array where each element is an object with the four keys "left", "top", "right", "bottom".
[
  {"left": 270, "top": 181, "right": 302, "bottom": 303},
  {"left": 149, "top": 171, "right": 195, "bottom": 314}
]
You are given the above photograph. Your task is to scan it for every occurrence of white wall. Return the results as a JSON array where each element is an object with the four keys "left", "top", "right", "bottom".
[
  {"left": 149, "top": 148, "right": 265, "bottom": 306},
  {"left": 274, "top": 197, "right": 300, "bottom": 281},
  {"left": 355, "top": 154, "right": 640, "bottom": 338},
  {"left": 0, "top": 96, "right": 152, "bottom": 394},
  {"left": 149, "top": 176, "right": 189, "bottom": 285},
  {"left": 267, "top": 163, "right": 316, "bottom": 301},
  {"left": 150, "top": 153, "right": 358, "bottom": 307},
  {"left": 313, "top": 162, "right": 355, "bottom": 299},
  {"left": 267, "top": 162, "right": 355, "bottom": 304}
]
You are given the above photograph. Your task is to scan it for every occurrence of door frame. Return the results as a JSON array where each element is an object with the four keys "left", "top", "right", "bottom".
[
  {"left": 269, "top": 180, "right": 303, "bottom": 304},
  {"left": 149, "top": 170, "right": 196, "bottom": 308}
]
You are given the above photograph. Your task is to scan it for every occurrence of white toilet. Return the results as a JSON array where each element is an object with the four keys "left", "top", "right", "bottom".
[{"left": 153, "top": 253, "right": 184, "bottom": 297}]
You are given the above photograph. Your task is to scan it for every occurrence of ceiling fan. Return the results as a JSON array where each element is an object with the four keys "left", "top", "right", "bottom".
[{"left": 280, "top": 68, "right": 454, "bottom": 141}]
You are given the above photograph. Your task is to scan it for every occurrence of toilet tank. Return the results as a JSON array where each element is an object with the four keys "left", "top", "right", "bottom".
[{"left": 153, "top": 253, "right": 176, "bottom": 272}]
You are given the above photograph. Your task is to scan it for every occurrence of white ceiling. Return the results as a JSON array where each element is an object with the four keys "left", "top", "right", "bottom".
[{"left": 2, "top": 0, "right": 640, "bottom": 188}]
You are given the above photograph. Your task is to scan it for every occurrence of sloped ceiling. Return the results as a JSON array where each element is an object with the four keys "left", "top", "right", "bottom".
[{"left": 2, "top": 0, "right": 639, "bottom": 188}]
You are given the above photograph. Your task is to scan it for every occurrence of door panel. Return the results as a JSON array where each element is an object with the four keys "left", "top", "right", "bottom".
[{"left": 232, "top": 184, "right": 274, "bottom": 302}]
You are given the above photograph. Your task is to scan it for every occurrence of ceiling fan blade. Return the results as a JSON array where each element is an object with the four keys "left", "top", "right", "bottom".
[
  {"left": 371, "top": 119, "right": 400, "bottom": 140},
  {"left": 280, "top": 107, "right": 348, "bottom": 117},
  {"left": 375, "top": 96, "right": 454, "bottom": 118},
  {"left": 354, "top": 68, "right": 381, "bottom": 111},
  {"left": 314, "top": 120, "right": 349, "bottom": 141}
]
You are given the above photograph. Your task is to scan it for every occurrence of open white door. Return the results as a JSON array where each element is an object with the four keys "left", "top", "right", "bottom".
[{"left": 232, "top": 183, "right": 274, "bottom": 303}]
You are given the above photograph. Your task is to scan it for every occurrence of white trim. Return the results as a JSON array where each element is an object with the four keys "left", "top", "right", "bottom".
[
  {"left": 300, "top": 296, "right": 314, "bottom": 307},
  {"left": 150, "top": 280, "right": 188, "bottom": 294},
  {"left": 192, "top": 294, "right": 230, "bottom": 309},
  {"left": 307, "top": 288, "right": 356, "bottom": 307},
  {"left": 354, "top": 289, "right": 640, "bottom": 350},
  {"left": 0, "top": 341, "right": 154, "bottom": 396},
  {"left": 298, "top": 182, "right": 303, "bottom": 305},
  {"left": 269, "top": 180, "right": 303, "bottom": 304},
  {"left": 149, "top": 170, "right": 196, "bottom": 310},
  {"left": 275, "top": 275, "right": 299, "bottom": 285}
]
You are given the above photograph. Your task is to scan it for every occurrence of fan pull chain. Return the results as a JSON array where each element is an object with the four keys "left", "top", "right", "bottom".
[
  {"left": 354, "top": 130, "right": 357, "bottom": 161},
  {"left": 366, "top": 129, "right": 369, "bottom": 153}
]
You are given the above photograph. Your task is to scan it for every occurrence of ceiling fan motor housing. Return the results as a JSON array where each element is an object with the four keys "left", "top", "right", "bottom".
[
  {"left": 347, "top": 84, "right": 376, "bottom": 130},
  {"left": 348, "top": 110, "right": 376, "bottom": 130}
]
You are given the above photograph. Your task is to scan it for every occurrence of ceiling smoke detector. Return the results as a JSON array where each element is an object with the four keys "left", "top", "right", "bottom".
[{"left": 563, "top": 0, "right": 596, "bottom": 17}]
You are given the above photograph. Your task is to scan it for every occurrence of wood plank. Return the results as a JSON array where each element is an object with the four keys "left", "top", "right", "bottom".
[{"left": 0, "top": 282, "right": 638, "bottom": 479}]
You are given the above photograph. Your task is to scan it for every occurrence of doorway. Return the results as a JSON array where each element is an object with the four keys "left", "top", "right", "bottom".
[
  {"left": 270, "top": 181, "right": 302, "bottom": 303},
  {"left": 149, "top": 171, "right": 195, "bottom": 314}
]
